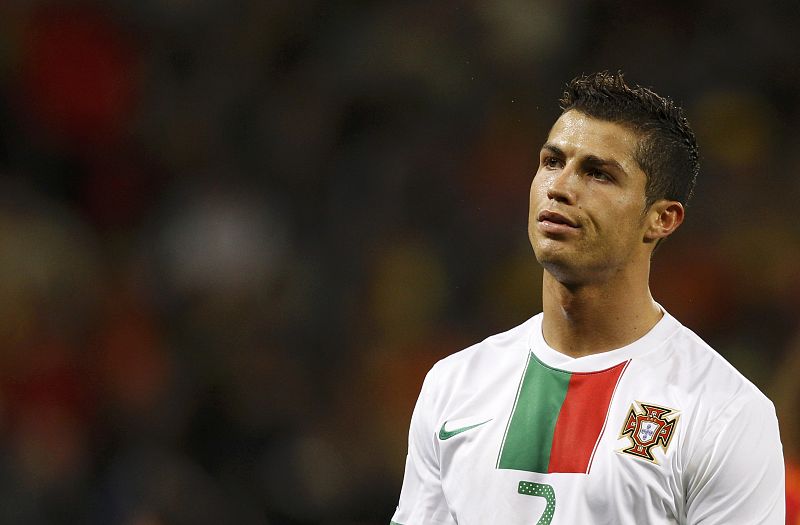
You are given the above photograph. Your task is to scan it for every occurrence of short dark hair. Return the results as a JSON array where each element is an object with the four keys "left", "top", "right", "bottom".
[{"left": 559, "top": 71, "right": 699, "bottom": 209}]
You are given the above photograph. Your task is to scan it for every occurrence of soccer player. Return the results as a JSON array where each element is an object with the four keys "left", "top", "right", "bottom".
[{"left": 390, "top": 72, "right": 785, "bottom": 524}]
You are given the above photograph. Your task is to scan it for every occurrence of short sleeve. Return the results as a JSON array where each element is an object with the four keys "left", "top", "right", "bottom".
[
  {"left": 390, "top": 365, "right": 456, "bottom": 525},
  {"left": 684, "top": 394, "right": 785, "bottom": 524}
]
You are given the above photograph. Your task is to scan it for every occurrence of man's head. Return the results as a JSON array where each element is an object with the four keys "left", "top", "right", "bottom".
[
  {"left": 559, "top": 71, "right": 699, "bottom": 210},
  {"left": 528, "top": 72, "right": 699, "bottom": 285}
]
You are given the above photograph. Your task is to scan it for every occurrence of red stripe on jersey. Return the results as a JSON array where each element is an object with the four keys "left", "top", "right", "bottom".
[{"left": 547, "top": 361, "right": 628, "bottom": 473}]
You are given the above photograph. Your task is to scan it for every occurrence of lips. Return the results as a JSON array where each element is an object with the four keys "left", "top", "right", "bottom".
[{"left": 538, "top": 210, "right": 579, "bottom": 228}]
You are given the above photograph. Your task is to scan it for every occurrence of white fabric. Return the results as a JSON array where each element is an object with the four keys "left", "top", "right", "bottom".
[{"left": 391, "top": 309, "right": 785, "bottom": 524}]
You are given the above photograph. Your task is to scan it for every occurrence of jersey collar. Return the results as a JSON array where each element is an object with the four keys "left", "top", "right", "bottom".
[{"left": 528, "top": 305, "right": 681, "bottom": 373}]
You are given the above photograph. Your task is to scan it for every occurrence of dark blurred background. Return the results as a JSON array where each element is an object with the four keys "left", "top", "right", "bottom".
[{"left": 0, "top": 1, "right": 798, "bottom": 524}]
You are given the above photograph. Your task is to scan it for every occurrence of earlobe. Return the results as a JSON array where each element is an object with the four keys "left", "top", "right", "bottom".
[{"left": 644, "top": 200, "right": 684, "bottom": 242}]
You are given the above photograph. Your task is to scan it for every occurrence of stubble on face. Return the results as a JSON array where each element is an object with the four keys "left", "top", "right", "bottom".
[{"left": 528, "top": 111, "right": 651, "bottom": 287}]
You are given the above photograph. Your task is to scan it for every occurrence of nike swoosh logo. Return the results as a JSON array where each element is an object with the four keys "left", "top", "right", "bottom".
[{"left": 438, "top": 419, "right": 492, "bottom": 440}]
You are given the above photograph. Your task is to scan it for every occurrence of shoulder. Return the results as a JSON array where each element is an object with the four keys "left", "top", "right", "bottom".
[
  {"left": 433, "top": 314, "right": 538, "bottom": 372},
  {"left": 668, "top": 321, "right": 772, "bottom": 409},
  {"left": 653, "top": 317, "right": 778, "bottom": 457},
  {"left": 423, "top": 314, "right": 539, "bottom": 392},
  {"left": 673, "top": 325, "right": 785, "bottom": 522}
]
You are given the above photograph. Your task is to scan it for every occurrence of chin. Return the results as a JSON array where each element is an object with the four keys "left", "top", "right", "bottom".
[
  {"left": 532, "top": 237, "right": 572, "bottom": 264},
  {"left": 538, "top": 258, "right": 583, "bottom": 285},
  {"left": 532, "top": 244, "right": 587, "bottom": 285}
]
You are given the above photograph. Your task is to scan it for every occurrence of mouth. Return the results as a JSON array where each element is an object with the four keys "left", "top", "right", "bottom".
[{"left": 537, "top": 210, "right": 579, "bottom": 228}]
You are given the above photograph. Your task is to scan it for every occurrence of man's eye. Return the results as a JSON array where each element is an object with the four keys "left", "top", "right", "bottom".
[
  {"left": 589, "top": 170, "right": 610, "bottom": 181},
  {"left": 543, "top": 157, "right": 561, "bottom": 169}
]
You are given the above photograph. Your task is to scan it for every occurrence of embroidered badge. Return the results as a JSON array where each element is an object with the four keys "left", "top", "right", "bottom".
[{"left": 619, "top": 401, "right": 679, "bottom": 463}]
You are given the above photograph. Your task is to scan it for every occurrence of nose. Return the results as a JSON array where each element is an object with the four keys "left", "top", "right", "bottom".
[{"left": 545, "top": 164, "right": 577, "bottom": 204}]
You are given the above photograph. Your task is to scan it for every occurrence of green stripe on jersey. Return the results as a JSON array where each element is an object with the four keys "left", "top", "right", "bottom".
[{"left": 497, "top": 353, "right": 571, "bottom": 472}]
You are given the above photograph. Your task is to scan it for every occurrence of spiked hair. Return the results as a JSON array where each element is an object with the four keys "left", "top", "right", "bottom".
[{"left": 559, "top": 71, "right": 699, "bottom": 208}]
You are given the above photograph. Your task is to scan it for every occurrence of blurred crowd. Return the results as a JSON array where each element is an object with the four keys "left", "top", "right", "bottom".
[{"left": 0, "top": 1, "right": 798, "bottom": 524}]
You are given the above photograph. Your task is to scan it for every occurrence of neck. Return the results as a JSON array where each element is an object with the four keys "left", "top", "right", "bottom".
[{"left": 540, "top": 264, "right": 662, "bottom": 358}]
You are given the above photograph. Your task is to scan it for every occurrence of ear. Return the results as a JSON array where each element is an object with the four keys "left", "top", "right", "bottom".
[{"left": 644, "top": 199, "right": 684, "bottom": 242}]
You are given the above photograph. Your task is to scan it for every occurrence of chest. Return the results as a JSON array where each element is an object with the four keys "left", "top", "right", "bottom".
[{"left": 435, "top": 355, "right": 688, "bottom": 524}]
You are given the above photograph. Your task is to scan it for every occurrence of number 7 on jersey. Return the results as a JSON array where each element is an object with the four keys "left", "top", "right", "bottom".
[{"left": 518, "top": 481, "right": 555, "bottom": 525}]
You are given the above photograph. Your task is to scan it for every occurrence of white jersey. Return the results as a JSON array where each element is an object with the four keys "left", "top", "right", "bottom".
[{"left": 391, "top": 309, "right": 785, "bottom": 524}]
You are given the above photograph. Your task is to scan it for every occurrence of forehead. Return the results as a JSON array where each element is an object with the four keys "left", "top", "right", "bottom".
[{"left": 545, "top": 110, "right": 641, "bottom": 168}]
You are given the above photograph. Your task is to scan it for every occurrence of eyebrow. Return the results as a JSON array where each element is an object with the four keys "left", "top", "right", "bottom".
[{"left": 540, "top": 143, "right": 627, "bottom": 175}]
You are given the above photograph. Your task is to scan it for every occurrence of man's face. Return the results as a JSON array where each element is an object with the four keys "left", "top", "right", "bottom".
[{"left": 528, "top": 110, "right": 652, "bottom": 284}]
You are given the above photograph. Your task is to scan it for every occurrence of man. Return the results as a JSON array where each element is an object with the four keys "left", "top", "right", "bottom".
[{"left": 390, "top": 72, "right": 784, "bottom": 524}]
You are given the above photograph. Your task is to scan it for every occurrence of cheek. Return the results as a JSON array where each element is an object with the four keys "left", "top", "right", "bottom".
[
  {"left": 528, "top": 177, "right": 546, "bottom": 224},
  {"left": 608, "top": 201, "right": 648, "bottom": 240},
  {"left": 529, "top": 171, "right": 548, "bottom": 204}
]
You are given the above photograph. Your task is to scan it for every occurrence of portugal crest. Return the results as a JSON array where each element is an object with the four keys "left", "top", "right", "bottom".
[{"left": 619, "top": 401, "right": 679, "bottom": 463}]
